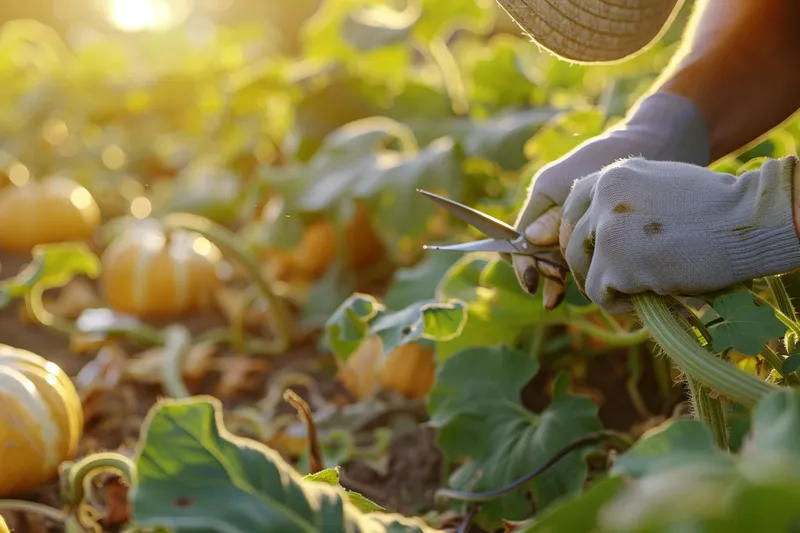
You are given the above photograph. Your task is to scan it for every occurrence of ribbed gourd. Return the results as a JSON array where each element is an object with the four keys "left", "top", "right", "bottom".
[
  {"left": 99, "top": 220, "right": 221, "bottom": 317},
  {"left": 0, "top": 176, "right": 101, "bottom": 252},
  {"left": 0, "top": 346, "right": 83, "bottom": 496}
]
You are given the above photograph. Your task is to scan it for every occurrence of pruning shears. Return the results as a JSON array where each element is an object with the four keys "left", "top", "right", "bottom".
[{"left": 417, "top": 189, "right": 568, "bottom": 271}]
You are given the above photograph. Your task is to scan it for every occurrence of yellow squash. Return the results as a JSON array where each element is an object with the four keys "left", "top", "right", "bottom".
[
  {"left": 267, "top": 203, "right": 387, "bottom": 282},
  {"left": 100, "top": 220, "right": 221, "bottom": 317},
  {"left": 338, "top": 338, "right": 436, "bottom": 400},
  {"left": 0, "top": 345, "right": 83, "bottom": 496},
  {"left": 0, "top": 176, "right": 101, "bottom": 253}
]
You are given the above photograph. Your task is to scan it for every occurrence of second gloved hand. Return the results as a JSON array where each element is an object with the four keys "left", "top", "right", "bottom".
[
  {"left": 512, "top": 92, "right": 710, "bottom": 308},
  {"left": 560, "top": 156, "right": 800, "bottom": 314}
]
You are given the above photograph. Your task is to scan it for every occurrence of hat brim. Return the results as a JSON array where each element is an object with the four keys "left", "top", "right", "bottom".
[{"left": 496, "top": 0, "right": 685, "bottom": 64}]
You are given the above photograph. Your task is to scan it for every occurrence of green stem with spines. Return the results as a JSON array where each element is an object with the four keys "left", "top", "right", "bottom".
[
  {"left": 632, "top": 293, "right": 776, "bottom": 408},
  {"left": 686, "top": 377, "right": 729, "bottom": 450},
  {"left": 766, "top": 276, "right": 797, "bottom": 321},
  {"left": 759, "top": 344, "right": 800, "bottom": 385}
]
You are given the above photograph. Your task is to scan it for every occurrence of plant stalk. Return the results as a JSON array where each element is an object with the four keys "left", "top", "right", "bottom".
[
  {"left": 632, "top": 293, "right": 776, "bottom": 408},
  {"left": 686, "top": 377, "right": 729, "bottom": 451}
]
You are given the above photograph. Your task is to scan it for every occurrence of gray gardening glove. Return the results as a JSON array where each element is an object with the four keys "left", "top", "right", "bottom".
[
  {"left": 513, "top": 91, "right": 710, "bottom": 309},
  {"left": 560, "top": 156, "right": 800, "bottom": 314}
]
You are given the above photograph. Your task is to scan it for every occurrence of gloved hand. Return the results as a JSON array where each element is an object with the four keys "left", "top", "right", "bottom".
[
  {"left": 560, "top": 155, "right": 800, "bottom": 314},
  {"left": 513, "top": 91, "right": 711, "bottom": 309}
]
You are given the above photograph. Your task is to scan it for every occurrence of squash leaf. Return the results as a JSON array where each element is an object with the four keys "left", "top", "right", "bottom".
[
  {"left": 426, "top": 345, "right": 603, "bottom": 529},
  {"left": 131, "top": 396, "right": 443, "bottom": 532},
  {"left": 519, "top": 477, "right": 623, "bottom": 533},
  {"left": 304, "top": 467, "right": 384, "bottom": 513},
  {"left": 707, "top": 291, "right": 786, "bottom": 356},
  {"left": 324, "top": 293, "right": 467, "bottom": 361},
  {"left": 0, "top": 242, "right": 101, "bottom": 308}
]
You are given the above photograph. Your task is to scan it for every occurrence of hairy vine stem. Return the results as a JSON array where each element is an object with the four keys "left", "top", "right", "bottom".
[
  {"left": 686, "top": 377, "right": 729, "bottom": 450},
  {"left": 632, "top": 293, "right": 777, "bottom": 408}
]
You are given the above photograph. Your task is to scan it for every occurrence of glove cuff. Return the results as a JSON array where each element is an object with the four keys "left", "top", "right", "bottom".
[
  {"left": 623, "top": 91, "right": 711, "bottom": 166},
  {"left": 719, "top": 156, "right": 800, "bottom": 280}
]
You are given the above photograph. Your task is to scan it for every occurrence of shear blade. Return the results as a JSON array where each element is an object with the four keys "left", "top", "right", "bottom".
[
  {"left": 423, "top": 238, "right": 520, "bottom": 254},
  {"left": 417, "top": 189, "right": 521, "bottom": 241}
]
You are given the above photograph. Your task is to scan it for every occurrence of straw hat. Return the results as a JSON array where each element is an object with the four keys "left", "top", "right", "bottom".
[{"left": 496, "top": 0, "right": 686, "bottom": 63}]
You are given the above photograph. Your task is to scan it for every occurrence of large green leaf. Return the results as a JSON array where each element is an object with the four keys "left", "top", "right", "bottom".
[
  {"left": 131, "top": 396, "right": 443, "bottom": 532},
  {"left": 266, "top": 118, "right": 465, "bottom": 252},
  {"left": 707, "top": 291, "right": 786, "bottom": 356},
  {"left": 611, "top": 418, "right": 731, "bottom": 478},
  {"left": 459, "top": 35, "right": 535, "bottom": 113},
  {"left": 413, "top": 0, "right": 494, "bottom": 42},
  {"left": 342, "top": 3, "right": 421, "bottom": 51},
  {"left": 301, "top": 0, "right": 411, "bottom": 80},
  {"left": 520, "top": 477, "right": 623, "bottom": 533},
  {"left": 427, "top": 345, "right": 603, "bottom": 529},
  {"left": 595, "top": 390, "right": 800, "bottom": 533}
]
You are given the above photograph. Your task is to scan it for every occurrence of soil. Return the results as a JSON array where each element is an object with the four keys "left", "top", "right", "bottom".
[{"left": 0, "top": 250, "right": 688, "bottom": 533}]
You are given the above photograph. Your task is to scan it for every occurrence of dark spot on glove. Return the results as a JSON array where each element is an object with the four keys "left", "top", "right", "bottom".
[
  {"left": 583, "top": 230, "right": 596, "bottom": 257},
  {"left": 523, "top": 267, "right": 539, "bottom": 294},
  {"left": 643, "top": 221, "right": 662, "bottom": 235},
  {"left": 732, "top": 225, "right": 755, "bottom": 237},
  {"left": 612, "top": 203, "right": 632, "bottom": 214}
]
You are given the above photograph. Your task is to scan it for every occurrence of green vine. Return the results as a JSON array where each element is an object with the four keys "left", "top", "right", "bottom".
[
  {"left": 59, "top": 452, "right": 136, "bottom": 532},
  {"left": 633, "top": 293, "right": 777, "bottom": 408}
]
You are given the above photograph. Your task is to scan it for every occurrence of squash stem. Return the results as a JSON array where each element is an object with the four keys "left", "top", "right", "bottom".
[
  {"left": 0, "top": 500, "right": 64, "bottom": 524},
  {"left": 556, "top": 318, "right": 649, "bottom": 346},
  {"left": 632, "top": 293, "right": 776, "bottom": 408},
  {"left": 686, "top": 377, "right": 729, "bottom": 451},
  {"left": 766, "top": 276, "right": 798, "bottom": 322},
  {"left": 162, "top": 213, "right": 291, "bottom": 356},
  {"left": 24, "top": 287, "right": 76, "bottom": 336},
  {"left": 160, "top": 324, "right": 193, "bottom": 398},
  {"left": 25, "top": 287, "right": 165, "bottom": 346},
  {"left": 760, "top": 344, "right": 800, "bottom": 386}
]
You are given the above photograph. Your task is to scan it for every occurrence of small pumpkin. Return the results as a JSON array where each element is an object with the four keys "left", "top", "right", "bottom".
[
  {"left": 0, "top": 176, "right": 101, "bottom": 252},
  {"left": 100, "top": 219, "right": 221, "bottom": 317},
  {"left": 337, "top": 338, "right": 436, "bottom": 400},
  {"left": 0, "top": 345, "right": 83, "bottom": 497},
  {"left": 267, "top": 203, "right": 387, "bottom": 282}
]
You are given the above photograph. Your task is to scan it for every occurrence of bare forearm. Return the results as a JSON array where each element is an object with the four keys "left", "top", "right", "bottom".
[{"left": 641, "top": 0, "right": 800, "bottom": 162}]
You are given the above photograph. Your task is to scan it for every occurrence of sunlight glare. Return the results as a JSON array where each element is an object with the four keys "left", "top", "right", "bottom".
[
  {"left": 131, "top": 196, "right": 153, "bottom": 219},
  {"left": 106, "top": 0, "right": 184, "bottom": 32},
  {"left": 70, "top": 187, "right": 94, "bottom": 210},
  {"left": 8, "top": 163, "right": 29, "bottom": 186}
]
